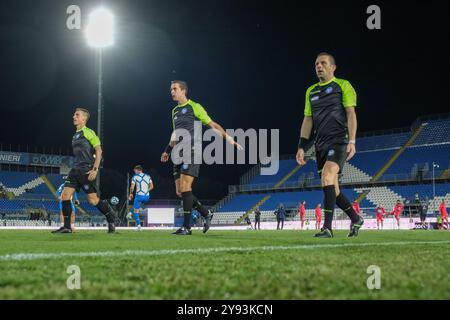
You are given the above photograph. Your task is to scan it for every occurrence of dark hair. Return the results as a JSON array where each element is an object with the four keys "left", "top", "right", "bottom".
[
  {"left": 171, "top": 80, "right": 188, "bottom": 95},
  {"left": 134, "top": 165, "right": 143, "bottom": 171},
  {"left": 317, "top": 52, "right": 336, "bottom": 65},
  {"left": 75, "top": 108, "right": 90, "bottom": 121}
]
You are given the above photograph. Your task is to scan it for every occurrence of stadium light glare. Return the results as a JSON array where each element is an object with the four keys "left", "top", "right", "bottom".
[
  {"left": 84, "top": 7, "right": 115, "bottom": 197},
  {"left": 85, "top": 8, "right": 114, "bottom": 48}
]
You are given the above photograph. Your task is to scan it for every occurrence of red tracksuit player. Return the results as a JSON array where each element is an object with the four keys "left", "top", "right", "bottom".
[
  {"left": 315, "top": 204, "right": 322, "bottom": 230},
  {"left": 391, "top": 200, "right": 404, "bottom": 229},
  {"left": 376, "top": 206, "right": 386, "bottom": 230},
  {"left": 439, "top": 200, "right": 449, "bottom": 230},
  {"left": 352, "top": 201, "right": 361, "bottom": 215},
  {"left": 299, "top": 201, "right": 306, "bottom": 230}
]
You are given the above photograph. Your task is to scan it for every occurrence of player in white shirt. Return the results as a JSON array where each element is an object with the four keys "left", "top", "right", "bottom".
[{"left": 128, "top": 165, "right": 154, "bottom": 231}]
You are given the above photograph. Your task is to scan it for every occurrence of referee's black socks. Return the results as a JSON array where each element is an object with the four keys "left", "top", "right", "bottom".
[
  {"left": 96, "top": 200, "right": 114, "bottom": 223},
  {"left": 192, "top": 196, "right": 209, "bottom": 218},
  {"left": 61, "top": 200, "right": 72, "bottom": 229},
  {"left": 323, "top": 185, "right": 336, "bottom": 230},
  {"left": 336, "top": 193, "right": 359, "bottom": 223},
  {"left": 182, "top": 191, "right": 194, "bottom": 229}
]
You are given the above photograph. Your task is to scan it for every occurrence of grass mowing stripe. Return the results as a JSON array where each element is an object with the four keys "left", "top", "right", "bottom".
[{"left": 1, "top": 240, "right": 450, "bottom": 261}]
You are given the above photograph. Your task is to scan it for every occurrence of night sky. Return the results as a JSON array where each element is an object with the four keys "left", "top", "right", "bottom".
[{"left": 1, "top": 0, "right": 449, "bottom": 201}]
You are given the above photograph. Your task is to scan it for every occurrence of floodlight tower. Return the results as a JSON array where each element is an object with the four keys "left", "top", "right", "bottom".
[
  {"left": 432, "top": 162, "right": 439, "bottom": 205},
  {"left": 85, "top": 8, "right": 114, "bottom": 195}
]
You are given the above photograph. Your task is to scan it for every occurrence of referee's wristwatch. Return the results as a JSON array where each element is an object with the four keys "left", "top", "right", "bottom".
[
  {"left": 92, "top": 166, "right": 98, "bottom": 171},
  {"left": 348, "top": 140, "right": 356, "bottom": 144}
]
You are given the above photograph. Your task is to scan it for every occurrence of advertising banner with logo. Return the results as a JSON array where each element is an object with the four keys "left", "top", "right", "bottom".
[
  {"left": 28, "top": 153, "right": 73, "bottom": 167},
  {"left": 0, "top": 152, "right": 29, "bottom": 165},
  {"left": 0, "top": 151, "right": 73, "bottom": 168}
]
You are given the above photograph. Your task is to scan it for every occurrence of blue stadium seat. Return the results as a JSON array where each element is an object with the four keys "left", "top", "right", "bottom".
[{"left": 385, "top": 144, "right": 450, "bottom": 176}]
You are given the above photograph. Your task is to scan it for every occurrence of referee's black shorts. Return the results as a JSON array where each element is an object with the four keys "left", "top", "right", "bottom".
[
  {"left": 316, "top": 144, "right": 347, "bottom": 177},
  {"left": 64, "top": 168, "right": 97, "bottom": 194},
  {"left": 173, "top": 163, "right": 200, "bottom": 180}
]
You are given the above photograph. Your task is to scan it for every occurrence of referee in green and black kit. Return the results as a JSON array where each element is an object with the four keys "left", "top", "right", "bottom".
[
  {"left": 52, "top": 108, "right": 118, "bottom": 234},
  {"left": 161, "top": 80, "right": 242, "bottom": 235},
  {"left": 296, "top": 52, "right": 364, "bottom": 238}
]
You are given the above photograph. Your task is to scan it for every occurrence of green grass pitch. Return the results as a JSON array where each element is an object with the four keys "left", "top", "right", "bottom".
[{"left": 0, "top": 229, "right": 449, "bottom": 299}]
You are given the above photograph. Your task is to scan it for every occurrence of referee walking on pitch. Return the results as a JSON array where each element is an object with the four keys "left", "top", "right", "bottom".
[
  {"left": 161, "top": 80, "right": 242, "bottom": 235},
  {"left": 296, "top": 53, "right": 364, "bottom": 238},
  {"left": 52, "top": 108, "right": 119, "bottom": 233}
]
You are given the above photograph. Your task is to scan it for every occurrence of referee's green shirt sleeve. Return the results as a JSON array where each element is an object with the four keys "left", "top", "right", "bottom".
[
  {"left": 341, "top": 80, "right": 357, "bottom": 107},
  {"left": 192, "top": 102, "right": 212, "bottom": 125},
  {"left": 83, "top": 127, "right": 101, "bottom": 148},
  {"left": 304, "top": 85, "right": 314, "bottom": 116}
]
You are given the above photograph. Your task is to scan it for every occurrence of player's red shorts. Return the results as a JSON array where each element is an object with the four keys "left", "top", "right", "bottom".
[
  {"left": 442, "top": 214, "right": 448, "bottom": 219},
  {"left": 300, "top": 213, "right": 306, "bottom": 221},
  {"left": 394, "top": 213, "right": 400, "bottom": 219},
  {"left": 376, "top": 214, "right": 384, "bottom": 222},
  {"left": 315, "top": 216, "right": 321, "bottom": 223}
]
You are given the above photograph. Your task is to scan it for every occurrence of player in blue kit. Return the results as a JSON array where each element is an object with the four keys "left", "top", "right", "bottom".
[{"left": 128, "top": 165, "right": 154, "bottom": 231}]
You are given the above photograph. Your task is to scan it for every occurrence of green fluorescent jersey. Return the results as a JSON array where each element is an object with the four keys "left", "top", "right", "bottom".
[
  {"left": 304, "top": 77, "right": 356, "bottom": 149},
  {"left": 72, "top": 126, "right": 101, "bottom": 170},
  {"left": 172, "top": 99, "right": 212, "bottom": 144}
]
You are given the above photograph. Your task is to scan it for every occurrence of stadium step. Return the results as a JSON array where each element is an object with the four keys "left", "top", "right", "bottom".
[
  {"left": 355, "top": 124, "right": 425, "bottom": 204},
  {"left": 40, "top": 174, "right": 57, "bottom": 198},
  {"left": 274, "top": 165, "right": 302, "bottom": 188},
  {"left": 340, "top": 162, "right": 372, "bottom": 184},
  {"left": 235, "top": 146, "right": 315, "bottom": 224},
  {"left": 355, "top": 186, "right": 404, "bottom": 210},
  {"left": 235, "top": 195, "right": 271, "bottom": 224},
  {"left": 427, "top": 193, "right": 450, "bottom": 212},
  {"left": 212, "top": 193, "right": 235, "bottom": 212},
  {"left": 274, "top": 146, "right": 315, "bottom": 190},
  {"left": 371, "top": 124, "right": 425, "bottom": 182},
  {"left": 6, "top": 177, "right": 45, "bottom": 197}
]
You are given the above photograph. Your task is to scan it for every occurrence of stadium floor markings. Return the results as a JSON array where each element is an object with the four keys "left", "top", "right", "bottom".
[{"left": 1, "top": 240, "right": 450, "bottom": 262}]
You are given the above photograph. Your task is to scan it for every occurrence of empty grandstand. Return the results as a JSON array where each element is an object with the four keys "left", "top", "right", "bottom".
[
  {"left": 1, "top": 115, "right": 449, "bottom": 229},
  {"left": 213, "top": 114, "right": 450, "bottom": 226},
  {"left": 0, "top": 149, "right": 107, "bottom": 226}
]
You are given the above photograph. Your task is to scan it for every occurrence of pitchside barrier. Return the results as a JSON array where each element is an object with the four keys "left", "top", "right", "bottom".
[{"left": 0, "top": 217, "right": 445, "bottom": 231}]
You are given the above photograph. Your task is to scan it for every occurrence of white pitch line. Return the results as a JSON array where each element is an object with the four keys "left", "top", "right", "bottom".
[{"left": 1, "top": 241, "right": 449, "bottom": 262}]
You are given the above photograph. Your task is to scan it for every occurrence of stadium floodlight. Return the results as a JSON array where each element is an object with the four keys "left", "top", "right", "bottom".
[
  {"left": 85, "top": 8, "right": 114, "bottom": 48},
  {"left": 432, "top": 162, "right": 439, "bottom": 203},
  {"left": 84, "top": 7, "right": 115, "bottom": 197}
]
